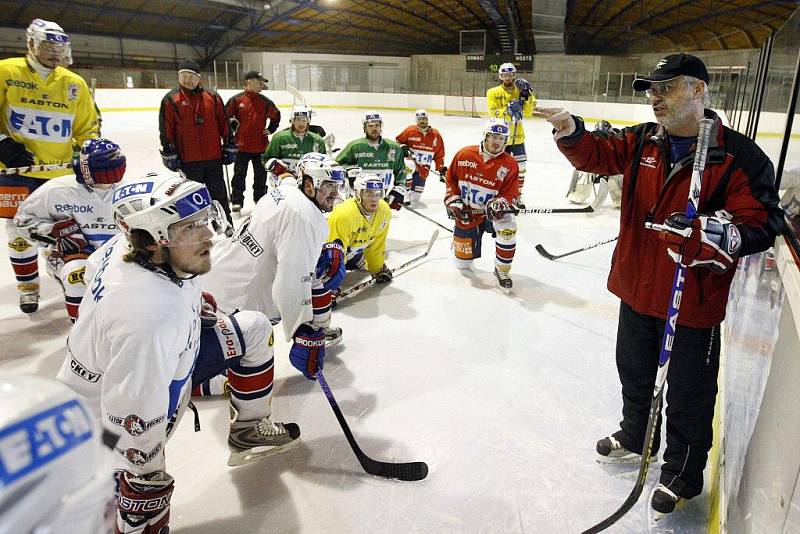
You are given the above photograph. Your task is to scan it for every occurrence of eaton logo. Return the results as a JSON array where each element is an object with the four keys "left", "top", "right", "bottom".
[
  {"left": 8, "top": 106, "right": 73, "bottom": 141},
  {"left": 112, "top": 182, "right": 153, "bottom": 203}
]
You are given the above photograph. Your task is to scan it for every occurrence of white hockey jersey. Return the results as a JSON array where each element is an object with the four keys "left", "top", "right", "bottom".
[
  {"left": 201, "top": 183, "right": 328, "bottom": 341},
  {"left": 57, "top": 234, "right": 202, "bottom": 475},
  {"left": 13, "top": 175, "right": 118, "bottom": 251}
]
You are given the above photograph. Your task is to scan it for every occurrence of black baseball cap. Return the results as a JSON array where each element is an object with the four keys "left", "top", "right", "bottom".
[
  {"left": 178, "top": 59, "right": 201, "bottom": 76},
  {"left": 244, "top": 70, "right": 267, "bottom": 82},
  {"left": 633, "top": 53, "right": 709, "bottom": 91}
]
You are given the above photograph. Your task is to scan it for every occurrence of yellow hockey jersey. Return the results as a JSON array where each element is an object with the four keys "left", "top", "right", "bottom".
[
  {"left": 486, "top": 84, "right": 536, "bottom": 145},
  {"left": 0, "top": 57, "right": 100, "bottom": 179},
  {"left": 327, "top": 197, "right": 391, "bottom": 274}
]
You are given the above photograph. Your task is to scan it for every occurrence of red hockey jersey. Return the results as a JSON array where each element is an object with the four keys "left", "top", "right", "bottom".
[{"left": 396, "top": 125, "right": 445, "bottom": 180}]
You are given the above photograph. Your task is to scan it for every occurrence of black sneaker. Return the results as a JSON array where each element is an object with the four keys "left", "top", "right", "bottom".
[
  {"left": 651, "top": 484, "right": 684, "bottom": 519},
  {"left": 596, "top": 435, "right": 656, "bottom": 464}
]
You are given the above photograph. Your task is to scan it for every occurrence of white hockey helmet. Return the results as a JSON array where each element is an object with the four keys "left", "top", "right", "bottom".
[
  {"left": 498, "top": 62, "right": 516, "bottom": 78},
  {"left": 290, "top": 105, "right": 312, "bottom": 121},
  {"left": 415, "top": 109, "right": 428, "bottom": 120},
  {"left": 0, "top": 374, "right": 115, "bottom": 533},
  {"left": 112, "top": 172, "right": 226, "bottom": 246},
  {"left": 353, "top": 171, "right": 385, "bottom": 198},
  {"left": 26, "top": 18, "right": 72, "bottom": 67},
  {"left": 363, "top": 111, "right": 383, "bottom": 128},
  {"left": 483, "top": 118, "right": 510, "bottom": 149},
  {"left": 295, "top": 153, "right": 347, "bottom": 189}
]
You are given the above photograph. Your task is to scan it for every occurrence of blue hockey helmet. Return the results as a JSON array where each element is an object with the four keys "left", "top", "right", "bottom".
[{"left": 73, "top": 138, "right": 126, "bottom": 186}]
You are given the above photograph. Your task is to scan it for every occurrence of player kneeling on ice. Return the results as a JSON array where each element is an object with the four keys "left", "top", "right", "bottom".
[
  {"left": 444, "top": 118, "right": 519, "bottom": 290},
  {"left": 327, "top": 171, "right": 392, "bottom": 298},
  {"left": 395, "top": 109, "right": 446, "bottom": 203},
  {"left": 14, "top": 138, "right": 126, "bottom": 322},
  {"left": 202, "top": 152, "right": 347, "bottom": 357},
  {"left": 56, "top": 174, "right": 292, "bottom": 533}
]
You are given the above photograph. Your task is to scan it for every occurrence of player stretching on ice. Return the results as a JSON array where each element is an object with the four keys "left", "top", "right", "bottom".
[
  {"left": 0, "top": 18, "right": 101, "bottom": 314},
  {"left": 15, "top": 139, "right": 125, "bottom": 322},
  {"left": 58, "top": 174, "right": 298, "bottom": 533},
  {"left": 445, "top": 118, "right": 519, "bottom": 290},
  {"left": 395, "top": 109, "right": 446, "bottom": 204}
]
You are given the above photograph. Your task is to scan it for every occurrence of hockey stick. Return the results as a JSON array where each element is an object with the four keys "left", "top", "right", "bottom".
[
  {"left": 479, "top": 181, "right": 608, "bottom": 216},
  {"left": 338, "top": 230, "right": 438, "bottom": 301},
  {"left": 316, "top": 371, "right": 428, "bottom": 481},
  {"left": 535, "top": 236, "right": 618, "bottom": 261},
  {"left": 0, "top": 162, "right": 71, "bottom": 176},
  {"left": 403, "top": 205, "right": 453, "bottom": 233},
  {"left": 582, "top": 118, "right": 714, "bottom": 534}
]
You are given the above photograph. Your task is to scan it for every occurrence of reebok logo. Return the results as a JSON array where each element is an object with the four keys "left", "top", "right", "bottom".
[
  {"left": 6, "top": 79, "right": 37, "bottom": 90},
  {"left": 457, "top": 160, "right": 478, "bottom": 169}
]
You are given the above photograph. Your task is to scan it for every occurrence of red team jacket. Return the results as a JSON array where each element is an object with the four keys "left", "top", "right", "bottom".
[
  {"left": 395, "top": 126, "right": 445, "bottom": 179},
  {"left": 445, "top": 145, "right": 520, "bottom": 230},
  {"left": 225, "top": 91, "right": 281, "bottom": 153},
  {"left": 556, "top": 111, "right": 783, "bottom": 328},
  {"left": 159, "top": 87, "right": 228, "bottom": 163}
]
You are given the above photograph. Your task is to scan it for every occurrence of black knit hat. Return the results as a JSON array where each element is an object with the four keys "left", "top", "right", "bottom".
[
  {"left": 178, "top": 59, "right": 201, "bottom": 76},
  {"left": 633, "top": 53, "right": 709, "bottom": 91}
]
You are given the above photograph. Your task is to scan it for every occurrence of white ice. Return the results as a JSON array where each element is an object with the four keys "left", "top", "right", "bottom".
[{"left": 1, "top": 106, "right": 731, "bottom": 533}]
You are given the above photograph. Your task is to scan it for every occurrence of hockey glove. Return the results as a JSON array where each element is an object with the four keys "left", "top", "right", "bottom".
[
  {"left": 290, "top": 324, "right": 325, "bottom": 380},
  {"left": 315, "top": 240, "right": 346, "bottom": 292},
  {"left": 200, "top": 291, "right": 218, "bottom": 328},
  {"left": 221, "top": 136, "right": 238, "bottom": 165},
  {"left": 50, "top": 218, "right": 90, "bottom": 261},
  {"left": 445, "top": 194, "right": 469, "bottom": 224},
  {"left": 486, "top": 197, "right": 512, "bottom": 220},
  {"left": 657, "top": 213, "right": 742, "bottom": 273},
  {"left": 0, "top": 136, "right": 35, "bottom": 169},
  {"left": 385, "top": 185, "right": 408, "bottom": 211},
  {"left": 160, "top": 145, "right": 181, "bottom": 172},
  {"left": 514, "top": 78, "right": 533, "bottom": 100},
  {"left": 438, "top": 165, "right": 447, "bottom": 183},
  {"left": 507, "top": 99, "right": 524, "bottom": 122},
  {"left": 228, "top": 117, "right": 240, "bottom": 135},
  {"left": 374, "top": 264, "right": 393, "bottom": 284},
  {"left": 115, "top": 470, "right": 174, "bottom": 534}
]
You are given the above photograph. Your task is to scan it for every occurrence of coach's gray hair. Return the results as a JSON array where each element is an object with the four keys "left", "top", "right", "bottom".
[{"left": 685, "top": 76, "right": 711, "bottom": 107}]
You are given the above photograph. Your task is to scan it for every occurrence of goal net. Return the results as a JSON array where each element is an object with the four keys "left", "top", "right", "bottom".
[{"left": 443, "top": 95, "right": 482, "bottom": 118}]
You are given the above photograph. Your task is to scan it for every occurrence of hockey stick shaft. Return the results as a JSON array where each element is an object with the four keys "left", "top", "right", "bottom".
[
  {"left": 317, "top": 371, "right": 428, "bottom": 481},
  {"left": 535, "top": 236, "right": 618, "bottom": 261},
  {"left": 403, "top": 205, "right": 453, "bottom": 233},
  {"left": 338, "top": 230, "right": 438, "bottom": 300},
  {"left": 583, "top": 118, "right": 714, "bottom": 533},
  {"left": 0, "top": 162, "right": 71, "bottom": 176}
]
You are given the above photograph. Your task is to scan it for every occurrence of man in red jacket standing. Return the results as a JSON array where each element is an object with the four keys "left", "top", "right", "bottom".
[
  {"left": 159, "top": 59, "right": 235, "bottom": 224},
  {"left": 225, "top": 70, "right": 281, "bottom": 212},
  {"left": 540, "top": 53, "right": 784, "bottom": 518}
]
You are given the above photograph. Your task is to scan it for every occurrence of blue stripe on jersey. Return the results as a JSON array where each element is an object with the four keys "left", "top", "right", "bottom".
[
  {"left": 228, "top": 312, "right": 246, "bottom": 357},
  {"left": 168, "top": 370, "right": 192, "bottom": 419},
  {"left": 83, "top": 233, "right": 116, "bottom": 246}
]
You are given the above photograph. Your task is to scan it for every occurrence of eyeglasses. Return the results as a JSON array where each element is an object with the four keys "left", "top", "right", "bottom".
[{"left": 645, "top": 80, "right": 691, "bottom": 98}]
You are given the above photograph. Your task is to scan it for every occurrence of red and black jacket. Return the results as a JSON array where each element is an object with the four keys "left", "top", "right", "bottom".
[
  {"left": 224, "top": 91, "right": 280, "bottom": 154},
  {"left": 556, "top": 110, "right": 784, "bottom": 328},
  {"left": 159, "top": 86, "right": 228, "bottom": 163}
]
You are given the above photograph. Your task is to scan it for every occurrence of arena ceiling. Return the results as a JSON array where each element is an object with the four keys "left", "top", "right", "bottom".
[{"left": 1, "top": 0, "right": 797, "bottom": 63}]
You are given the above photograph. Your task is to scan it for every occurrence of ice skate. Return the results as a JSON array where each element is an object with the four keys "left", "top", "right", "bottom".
[
  {"left": 595, "top": 435, "right": 656, "bottom": 464},
  {"left": 325, "top": 326, "right": 343, "bottom": 348},
  {"left": 651, "top": 483, "right": 685, "bottom": 519},
  {"left": 227, "top": 409, "right": 301, "bottom": 466},
  {"left": 494, "top": 268, "right": 513, "bottom": 290},
  {"left": 18, "top": 283, "right": 39, "bottom": 314}
]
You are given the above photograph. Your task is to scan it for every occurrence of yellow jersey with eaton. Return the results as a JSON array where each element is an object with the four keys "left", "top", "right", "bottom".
[
  {"left": 327, "top": 198, "right": 391, "bottom": 274},
  {"left": 0, "top": 58, "right": 100, "bottom": 179},
  {"left": 485, "top": 85, "right": 536, "bottom": 145}
]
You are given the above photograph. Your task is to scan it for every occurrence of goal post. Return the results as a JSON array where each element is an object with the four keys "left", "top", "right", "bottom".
[{"left": 443, "top": 95, "right": 482, "bottom": 118}]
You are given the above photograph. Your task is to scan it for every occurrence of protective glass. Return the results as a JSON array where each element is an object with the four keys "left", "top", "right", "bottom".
[
  {"left": 318, "top": 179, "right": 347, "bottom": 201},
  {"left": 645, "top": 79, "right": 691, "bottom": 98},
  {"left": 167, "top": 201, "right": 228, "bottom": 246}
]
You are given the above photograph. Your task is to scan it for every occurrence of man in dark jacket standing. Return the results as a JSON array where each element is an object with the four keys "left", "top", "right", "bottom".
[
  {"left": 225, "top": 71, "right": 281, "bottom": 211},
  {"left": 540, "top": 53, "right": 783, "bottom": 518},
  {"left": 159, "top": 59, "right": 235, "bottom": 223}
]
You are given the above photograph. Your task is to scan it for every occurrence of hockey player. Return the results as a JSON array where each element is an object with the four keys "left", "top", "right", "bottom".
[
  {"left": 262, "top": 105, "right": 327, "bottom": 172},
  {"left": 328, "top": 171, "right": 392, "bottom": 282},
  {"left": 0, "top": 374, "right": 117, "bottom": 534},
  {"left": 14, "top": 138, "right": 126, "bottom": 322},
  {"left": 224, "top": 70, "right": 281, "bottom": 211},
  {"left": 336, "top": 111, "right": 408, "bottom": 210},
  {"left": 57, "top": 173, "right": 298, "bottom": 533},
  {"left": 566, "top": 120, "right": 623, "bottom": 208},
  {"left": 541, "top": 53, "right": 783, "bottom": 517},
  {"left": 201, "top": 152, "right": 347, "bottom": 365},
  {"left": 486, "top": 62, "right": 535, "bottom": 209},
  {"left": 445, "top": 118, "right": 519, "bottom": 289},
  {"left": 0, "top": 18, "right": 101, "bottom": 314},
  {"left": 395, "top": 109, "right": 446, "bottom": 204}
]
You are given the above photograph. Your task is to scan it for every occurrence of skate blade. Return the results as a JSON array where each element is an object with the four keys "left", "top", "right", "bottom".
[
  {"left": 595, "top": 453, "right": 657, "bottom": 465},
  {"left": 653, "top": 498, "right": 685, "bottom": 521},
  {"left": 227, "top": 437, "right": 302, "bottom": 467},
  {"left": 325, "top": 336, "right": 343, "bottom": 348}
]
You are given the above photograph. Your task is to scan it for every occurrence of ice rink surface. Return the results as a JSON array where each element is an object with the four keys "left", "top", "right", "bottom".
[{"left": 1, "top": 105, "right": 740, "bottom": 533}]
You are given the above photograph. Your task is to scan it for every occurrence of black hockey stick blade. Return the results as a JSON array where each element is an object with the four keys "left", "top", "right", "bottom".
[
  {"left": 534, "top": 243, "right": 557, "bottom": 260},
  {"left": 535, "top": 237, "right": 618, "bottom": 261},
  {"left": 317, "top": 371, "right": 429, "bottom": 481}
]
